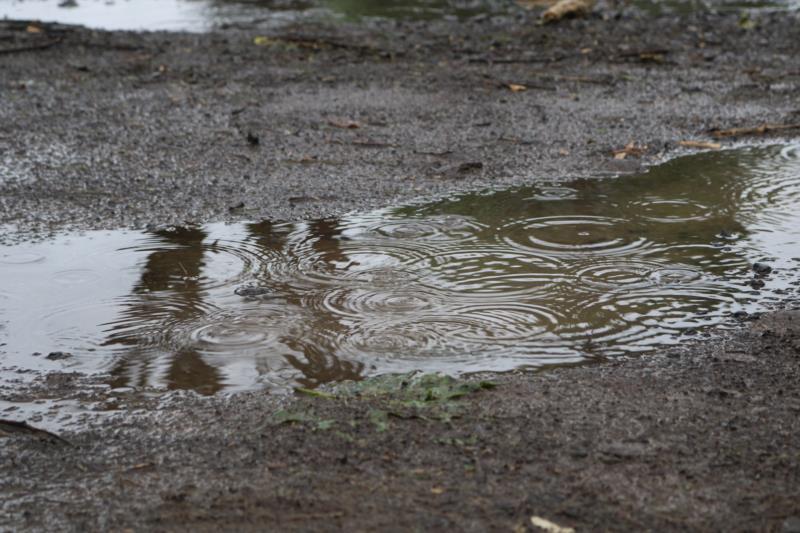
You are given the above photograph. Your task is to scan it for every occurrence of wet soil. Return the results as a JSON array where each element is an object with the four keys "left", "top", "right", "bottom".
[
  {"left": 2, "top": 3, "right": 800, "bottom": 531},
  {"left": 2, "top": 312, "right": 799, "bottom": 531},
  {"left": 1, "top": 7, "right": 799, "bottom": 236}
]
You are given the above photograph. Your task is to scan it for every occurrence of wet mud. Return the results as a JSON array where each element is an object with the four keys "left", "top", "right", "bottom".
[{"left": 1, "top": 1, "right": 800, "bottom": 531}]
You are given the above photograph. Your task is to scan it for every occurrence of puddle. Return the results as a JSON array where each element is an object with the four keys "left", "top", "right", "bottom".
[
  {"left": 1, "top": 144, "right": 799, "bottom": 394},
  {"left": 3, "top": 0, "right": 798, "bottom": 32},
  {"left": 0, "top": 0, "right": 512, "bottom": 31}
]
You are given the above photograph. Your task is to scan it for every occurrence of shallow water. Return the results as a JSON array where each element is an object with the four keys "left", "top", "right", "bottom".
[
  {"left": 1, "top": 0, "right": 797, "bottom": 31},
  {"left": 1, "top": 144, "right": 799, "bottom": 393},
  {"left": 0, "top": 0, "right": 510, "bottom": 31}
]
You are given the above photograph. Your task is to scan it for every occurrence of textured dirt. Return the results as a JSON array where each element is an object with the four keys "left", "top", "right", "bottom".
[
  {"left": 1, "top": 7, "right": 799, "bottom": 236},
  {"left": 1, "top": 3, "right": 800, "bottom": 532},
  {"left": 2, "top": 312, "right": 800, "bottom": 531}
]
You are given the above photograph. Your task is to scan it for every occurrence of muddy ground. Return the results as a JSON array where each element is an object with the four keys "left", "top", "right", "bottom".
[{"left": 1, "top": 3, "right": 800, "bottom": 531}]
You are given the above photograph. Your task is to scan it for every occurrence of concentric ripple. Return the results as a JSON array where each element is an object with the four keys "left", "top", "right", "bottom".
[
  {"left": 2, "top": 144, "right": 800, "bottom": 393},
  {"left": 631, "top": 197, "right": 713, "bottom": 223},
  {"left": 501, "top": 216, "right": 651, "bottom": 256}
]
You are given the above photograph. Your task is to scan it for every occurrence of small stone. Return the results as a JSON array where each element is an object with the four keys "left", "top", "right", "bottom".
[
  {"left": 46, "top": 351, "right": 72, "bottom": 360},
  {"left": 234, "top": 286, "right": 271, "bottom": 297},
  {"left": 753, "top": 262, "right": 772, "bottom": 275},
  {"left": 749, "top": 278, "right": 765, "bottom": 290}
]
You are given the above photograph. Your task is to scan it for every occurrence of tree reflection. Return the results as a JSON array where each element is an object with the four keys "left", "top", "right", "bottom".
[
  {"left": 104, "top": 227, "right": 223, "bottom": 395},
  {"left": 246, "top": 219, "right": 365, "bottom": 387}
]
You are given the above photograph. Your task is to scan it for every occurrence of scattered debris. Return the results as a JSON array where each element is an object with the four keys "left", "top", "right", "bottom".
[
  {"left": 245, "top": 132, "right": 260, "bottom": 146},
  {"left": 710, "top": 123, "right": 800, "bottom": 138},
  {"left": 542, "top": 0, "right": 595, "bottom": 23},
  {"left": 678, "top": 140, "right": 722, "bottom": 150},
  {"left": 531, "top": 516, "right": 575, "bottom": 533},
  {"left": 612, "top": 142, "right": 647, "bottom": 160},
  {"left": 617, "top": 49, "right": 670, "bottom": 64},
  {"left": 328, "top": 118, "right": 361, "bottom": 129}
]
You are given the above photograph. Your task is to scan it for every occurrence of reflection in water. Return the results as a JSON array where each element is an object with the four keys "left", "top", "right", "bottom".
[
  {"left": 0, "top": 0, "right": 510, "bottom": 32},
  {"left": 6, "top": 0, "right": 796, "bottom": 33},
  {"left": 1, "top": 145, "right": 800, "bottom": 392},
  {"left": 103, "top": 227, "right": 224, "bottom": 394}
]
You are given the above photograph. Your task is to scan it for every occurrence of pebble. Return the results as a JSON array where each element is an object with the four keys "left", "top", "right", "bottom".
[
  {"left": 46, "top": 351, "right": 72, "bottom": 360},
  {"left": 753, "top": 262, "right": 772, "bottom": 276}
]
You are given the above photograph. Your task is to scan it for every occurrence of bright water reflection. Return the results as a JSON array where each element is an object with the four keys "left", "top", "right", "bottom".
[
  {"left": 3, "top": 0, "right": 798, "bottom": 32},
  {"left": 0, "top": 0, "right": 509, "bottom": 31},
  {"left": 0, "top": 145, "right": 799, "bottom": 393}
]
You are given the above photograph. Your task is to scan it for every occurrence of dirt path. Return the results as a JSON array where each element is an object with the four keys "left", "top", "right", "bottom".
[{"left": 1, "top": 5, "right": 800, "bottom": 531}]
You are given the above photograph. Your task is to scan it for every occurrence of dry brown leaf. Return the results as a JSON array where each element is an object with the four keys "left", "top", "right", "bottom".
[
  {"left": 678, "top": 140, "right": 722, "bottom": 150},
  {"left": 328, "top": 118, "right": 360, "bottom": 129},
  {"left": 430, "top": 486, "right": 445, "bottom": 494},
  {"left": 26, "top": 24, "right": 43, "bottom": 33},
  {"left": 542, "top": 0, "right": 595, "bottom": 23},
  {"left": 612, "top": 141, "right": 647, "bottom": 159},
  {"left": 508, "top": 83, "right": 528, "bottom": 92}
]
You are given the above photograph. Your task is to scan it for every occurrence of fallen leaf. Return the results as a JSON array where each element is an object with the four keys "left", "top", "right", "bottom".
[
  {"left": 430, "top": 487, "right": 445, "bottom": 495},
  {"left": 678, "top": 140, "right": 721, "bottom": 150},
  {"left": 253, "top": 36, "right": 276, "bottom": 46},
  {"left": 26, "top": 24, "right": 43, "bottom": 34},
  {"left": 508, "top": 83, "right": 527, "bottom": 92},
  {"left": 542, "top": 0, "right": 595, "bottom": 23},
  {"left": 328, "top": 118, "right": 361, "bottom": 129},
  {"left": 531, "top": 516, "right": 575, "bottom": 533},
  {"left": 612, "top": 141, "right": 647, "bottom": 159},
  {"left": 558, "top": 148, "right": 570, "bottom": 156}
]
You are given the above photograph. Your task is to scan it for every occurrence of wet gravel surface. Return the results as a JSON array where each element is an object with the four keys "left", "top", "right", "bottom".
[
  {"left": 1, "top": 4, "right": 800, "bottom": 531},
  {"left": 2, "top": 312, "right": 800, "bottom": 531},
  {"left": 1, "top": 8, "right": 799, "bottom": 237}
]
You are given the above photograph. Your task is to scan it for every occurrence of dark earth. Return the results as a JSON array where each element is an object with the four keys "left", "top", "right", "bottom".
[{"left": 1, "top": 1, "right": 800, "bottom": 530}]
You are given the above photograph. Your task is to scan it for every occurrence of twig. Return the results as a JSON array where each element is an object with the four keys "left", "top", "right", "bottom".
[{"left": 0, "top": 37, "right": 63, "bottom": 55}]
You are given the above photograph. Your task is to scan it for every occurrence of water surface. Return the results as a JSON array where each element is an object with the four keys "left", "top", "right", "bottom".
[
  {"left": 1, "top": 145, "right": 799, "bottom": 393},
  {"left": 2, "top": 0, "right": 797, "bottom": 31}
]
